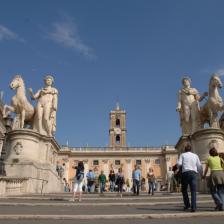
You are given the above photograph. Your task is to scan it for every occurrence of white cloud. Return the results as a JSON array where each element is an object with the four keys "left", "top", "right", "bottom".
[
  {"left": 47, "top": 18, "right": 94, "bottom": 58},
  {"left": 215, "top": 68, "right": 224, "bottom": 76},
  {"left": 0, "top": 25, "right": 24, "bottom": 42}
]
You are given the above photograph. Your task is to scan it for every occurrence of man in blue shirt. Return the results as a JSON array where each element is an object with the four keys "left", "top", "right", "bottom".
[
  {"left": 86, "top": 169, "right": 95, "bottom": 193},
  {"left": 132, "top": 165, "right": 141, "bottom": 195}
]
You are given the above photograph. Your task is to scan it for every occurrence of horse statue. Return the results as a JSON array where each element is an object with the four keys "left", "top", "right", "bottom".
[
  {"left": 200, "top": 75, "right": 224, "bottom": 128},
  {"left": 2, "top": 75, "right": 35, "bottom": 129}
]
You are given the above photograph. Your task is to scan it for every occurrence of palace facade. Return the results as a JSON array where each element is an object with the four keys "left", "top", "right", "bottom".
[{"left": 57, "top": 104, "right": 178, "bottom": 190}]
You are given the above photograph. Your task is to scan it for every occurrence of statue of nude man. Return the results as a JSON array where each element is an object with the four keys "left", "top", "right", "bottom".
[
  {"left": 28, "top": 75, "right": 58, "bottom": 136},
  {"left": 176, "top": 77, "right": 207, "bottom": 136}
]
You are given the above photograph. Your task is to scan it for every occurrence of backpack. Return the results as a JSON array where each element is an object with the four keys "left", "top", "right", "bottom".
[
  {"left": 76, "top": 172, "right": 84, "bottom": 181},
  {"left": 220, "top": 157, "right": 224, "bottom": 170},
  {"left": 116, "top": 174, "right": 124, "bottom": 185}
]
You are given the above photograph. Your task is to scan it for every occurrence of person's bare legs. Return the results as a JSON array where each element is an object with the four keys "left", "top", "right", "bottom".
[
  {"left": 78, "top": 191, "right": 82, "bottom": 202},
  {"left": 72, "top": 191, "right": 76, "bottom": 201}
]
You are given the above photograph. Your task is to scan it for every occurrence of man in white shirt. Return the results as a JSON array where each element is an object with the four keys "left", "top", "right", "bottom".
[{"left": 177, "top": 143, "right": 202, "bottom": 212}]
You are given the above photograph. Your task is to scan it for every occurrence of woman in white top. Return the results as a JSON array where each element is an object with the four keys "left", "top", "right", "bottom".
[{"left": 72, "top": 161, "right": 84, "bottom": 202}]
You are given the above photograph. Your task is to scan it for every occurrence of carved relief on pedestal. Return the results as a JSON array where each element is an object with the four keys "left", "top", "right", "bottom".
[
  {"left": 13, "top": 142, "right": 23, "bottom": 155},
  {"left": 209, "top": 139, "right": 219, "bottom": 149}
]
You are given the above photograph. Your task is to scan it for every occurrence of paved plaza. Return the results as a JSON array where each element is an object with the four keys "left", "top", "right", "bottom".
[{"left": 0, "top": 192, "right": 224, "bottom": 223}]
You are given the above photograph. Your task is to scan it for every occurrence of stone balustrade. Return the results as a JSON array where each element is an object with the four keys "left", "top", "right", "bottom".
[{"left": 0, "top": 177, "right": 28, "bottom": 196}]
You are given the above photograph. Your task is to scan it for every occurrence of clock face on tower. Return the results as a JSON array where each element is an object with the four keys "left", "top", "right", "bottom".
[{"left": 114, "top": 127, "right": 121, "bottom": 135}]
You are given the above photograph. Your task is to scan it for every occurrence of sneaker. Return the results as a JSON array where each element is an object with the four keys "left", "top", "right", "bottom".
[
  {"left": 218, "top": 204, "right": 223, "bottom": 211},
  {"left": 215, "top": 205, "right": 219, "bottom": 211},
  {"left": 78, "top": 198, "right": 82, "bottom": 202},
  {"left": 190, "top": 209, "right": 196, "bottom": 212}
]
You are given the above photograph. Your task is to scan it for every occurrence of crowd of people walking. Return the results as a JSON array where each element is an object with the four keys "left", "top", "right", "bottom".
[
  {"left": 66, "top": 163, "right": 158, "bottom": 201},
  {"left": 60, "top": 143, "right": 224, "bottom": 212}
]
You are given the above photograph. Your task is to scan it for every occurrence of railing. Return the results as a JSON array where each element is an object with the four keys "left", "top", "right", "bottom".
[{"left": 60, "top": 145, "right": 175, "bottom": 152}]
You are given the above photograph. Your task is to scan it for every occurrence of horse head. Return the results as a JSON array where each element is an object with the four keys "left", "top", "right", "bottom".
[
  {"left": 209, "top": 74, "right": 223, "bottom": 89},
  {"left": 10, "top": 75, "right": 24, "bottom": 90}
]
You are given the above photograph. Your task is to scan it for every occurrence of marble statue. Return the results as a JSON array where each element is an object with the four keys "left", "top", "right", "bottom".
[
  {"left": 176, "top": 77, "right": 206, "bottom": 136},
  {"left": 200, "top": 75, "right": 223, "bottom": 128},
  {"left": 28, "top": 75, "right": 58, "bottom": 136},
  {"left": 2, "top": 75, "right": 35, "bottom": 129}
]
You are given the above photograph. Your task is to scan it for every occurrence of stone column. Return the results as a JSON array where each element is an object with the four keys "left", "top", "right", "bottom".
[
  {"left": 144, "top": 159, "right": 150, "bottom": 192},
  {"left": 102, "top": 159, "right": 109, "bottom": 177},
  {"left": 125, "top": 159, "right": 132, "bottom": 181},
  {"left": 144, "top": 159, "right": 150, "bottom": 172},
  {"left": 83, "top": 160, "right": 88, "bottom": 192}
]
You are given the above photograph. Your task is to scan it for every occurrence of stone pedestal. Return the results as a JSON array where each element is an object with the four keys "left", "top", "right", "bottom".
[
  {"left": 191, "top": 128, "right": 224, "bottom": 160},
  {"left": 175, "top": 128, "right": 224, "bottom": 193},
  {"left": 1, "top": 129, "right": 63, "bottom": 195}
]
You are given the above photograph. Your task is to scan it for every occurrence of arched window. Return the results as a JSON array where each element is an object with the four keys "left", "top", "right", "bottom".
[
  {"left": 116, "top": 135, "right": 120, "bottom": 144},
  {"left": 116, "top": 119, "right": 120, "bottom": 127}
]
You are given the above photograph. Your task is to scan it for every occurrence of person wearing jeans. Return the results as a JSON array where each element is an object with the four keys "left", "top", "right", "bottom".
[
  {"left": 177, "top": 143, "right": 202, "bottom": 212},
  {"left": 132, "top": 165, "right": 141, "bottom": 196},
  {"left": 203, "top": 147, "right": 224, "bottom": 211},
  {"left": 109, "top": 170, "right": 116, "bottom": 192},
  {"left": 86, "top": 169, "right": 95, "bottom": 193},
  {"left": 98, "top": 170, "right": 106, "bottom": 194},
  {"left": 181, "top": 170, "right": 197, "bottom": 211},
  {"left": 147, "top": 168, "right": 155, "bottom": 195}
]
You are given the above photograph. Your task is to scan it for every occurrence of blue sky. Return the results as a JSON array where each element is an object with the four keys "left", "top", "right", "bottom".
[{"left": 1, "top": 0, "right": 224, "bottom": 147}]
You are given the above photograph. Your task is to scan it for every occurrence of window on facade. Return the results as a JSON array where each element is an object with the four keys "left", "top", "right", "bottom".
[
  {"left": 116, "top": 135, "right": 120, "bottom": 144},
  {"left": 116, "top": 119, "right": 120, "bottom": 127},
  {"left": 93, "top": 160, "right": 99, "bottom": 166},
  {"left": 155, "top": 159, "right": 160, "bottom": 165},
  {"left": 115, "top": 160, "right": 120, "bottom": 165},
  {"left": 136, "top": 160, "right": 142, "bottom": 165}
]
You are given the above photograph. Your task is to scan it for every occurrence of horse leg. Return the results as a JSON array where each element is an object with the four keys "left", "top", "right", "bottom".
[
  {"left": 20, "top": 110, "right": 25, "bottom": 128},
  {"left": 12, "top": 115, "right": 21, "bottom": 130},
  {"left": 209, "top": 109, "right": 219, "bottom": 128},
  {"left": 2, "top": 105, "right": 15, "bottom": 118}
]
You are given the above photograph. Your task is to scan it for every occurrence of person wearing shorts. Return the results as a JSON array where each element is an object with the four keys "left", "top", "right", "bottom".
[{"left": 72, "top": 161, "right": 84, "bottom": 202}]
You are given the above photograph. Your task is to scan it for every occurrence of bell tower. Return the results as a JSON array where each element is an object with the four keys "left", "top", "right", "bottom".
[{"left": 109, "top": 103, "right": 127, "bottom": 148}]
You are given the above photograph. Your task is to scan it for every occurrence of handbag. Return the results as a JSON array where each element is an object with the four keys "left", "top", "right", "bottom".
[{"left": 220, "top": 157, "right": 224, "bottom": 170}]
